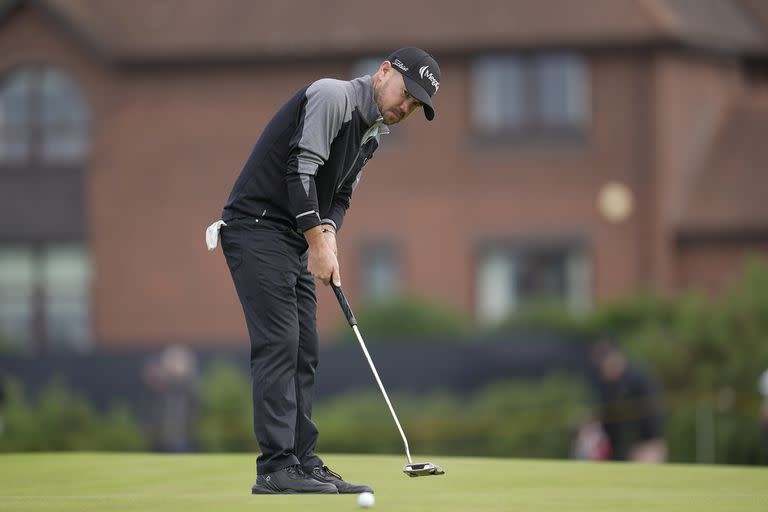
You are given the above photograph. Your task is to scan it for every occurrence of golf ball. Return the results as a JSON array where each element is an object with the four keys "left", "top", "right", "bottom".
[{"left": 357, "top": 491, "right": 375, "bottom": 508}]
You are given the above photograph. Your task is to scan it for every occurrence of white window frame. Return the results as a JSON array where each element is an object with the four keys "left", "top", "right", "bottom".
[
  {"left": 0, "top": 65, "right": 91, "bottom": 168},
  {"left": 475, "top": 240, "right": 591, "bottom": 325},
  {"left": 471, "top": 52, "right": 590, "bottom": 142},
  {"left": 0, "top": 244, "right": 91, "bottom": 352}
]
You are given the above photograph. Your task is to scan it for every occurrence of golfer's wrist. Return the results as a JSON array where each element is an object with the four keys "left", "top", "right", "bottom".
[{"left": 304, "top": 225, "right": 327, "bottom": 248}]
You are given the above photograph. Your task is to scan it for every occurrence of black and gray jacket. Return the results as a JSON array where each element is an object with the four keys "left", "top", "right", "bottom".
[{"left": 222, "top": 75, "right": 388, "bottom": 233}]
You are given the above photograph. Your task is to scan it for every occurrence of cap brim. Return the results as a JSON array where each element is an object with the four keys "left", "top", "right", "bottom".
[{"left": 402, "top": 75, "right": 435, "bottom": 121}]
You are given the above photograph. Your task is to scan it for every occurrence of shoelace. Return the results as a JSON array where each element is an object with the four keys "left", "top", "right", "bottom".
[
  {"left": 286, "top": 464, "right": 308, "bottom": 477},
  {"left": 318, "top": 465, "right": 343, "bottom": 480}
]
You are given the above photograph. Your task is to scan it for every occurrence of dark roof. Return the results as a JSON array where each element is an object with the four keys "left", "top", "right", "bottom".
[
  {"left": 659, "top": 0, "right": 768, "bottom": 54},
  {"left": 679, "top": 94, "right": 768, "bottom": 235},
  {"left": 9, "top": 0, "right": 766, "bottom": 62}
]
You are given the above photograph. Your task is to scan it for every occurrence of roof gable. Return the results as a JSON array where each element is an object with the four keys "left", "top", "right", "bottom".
[{"left": 680, "top": 95, "right": 768, "bottom": 234}]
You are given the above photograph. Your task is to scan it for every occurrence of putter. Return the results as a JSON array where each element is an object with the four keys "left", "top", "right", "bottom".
[{"left": 331, "top": 283, "right": 445, "bottom": 478}]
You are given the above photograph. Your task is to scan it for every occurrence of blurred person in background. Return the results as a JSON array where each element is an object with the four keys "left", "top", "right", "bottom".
[
  {"left": 142, "top": 344, "right": 200, "bottom": 453},
  {"left": 588, "top": 340, "right": 667, "bottom": 463},
  {"left": 206, "top": 48, "right": 441, "bottom": 494}
]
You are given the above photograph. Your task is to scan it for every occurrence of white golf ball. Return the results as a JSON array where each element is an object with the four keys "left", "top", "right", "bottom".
[{"left": 357, "top": 491, "right": 375, "bottom": 508}]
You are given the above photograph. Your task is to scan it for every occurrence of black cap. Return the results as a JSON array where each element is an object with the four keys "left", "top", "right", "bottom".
[{"left": 386, "top": 47, "right": 441, "bottom": 121}]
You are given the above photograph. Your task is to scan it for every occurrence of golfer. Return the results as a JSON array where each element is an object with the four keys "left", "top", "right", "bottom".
[{"left": 207, "top": 47, "right": 441, "bottom": 494}]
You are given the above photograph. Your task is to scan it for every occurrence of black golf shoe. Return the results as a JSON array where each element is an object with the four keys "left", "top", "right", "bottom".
[
  {"left": 251, "top": 464, "right": 338, "bottom": 494},
  {"left": 309, "top": 465, "right": 373, "bottom": 494}
]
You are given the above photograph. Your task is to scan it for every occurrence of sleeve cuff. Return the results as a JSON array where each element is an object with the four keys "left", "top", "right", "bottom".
[
  {"left": 296, "top": 210, "right": 322, "bottom": 232},
  {"left": 320, "top": 218, "right": 338, "bottom": 231}
]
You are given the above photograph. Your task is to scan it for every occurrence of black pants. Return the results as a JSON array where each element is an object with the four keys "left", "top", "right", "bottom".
[{"left": 221, "top": 218, "right": 323, "bottom": 474}]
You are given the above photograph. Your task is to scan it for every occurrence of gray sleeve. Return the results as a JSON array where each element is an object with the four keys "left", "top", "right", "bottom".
[{"left": 296, "top": 79, "right": 351, "bottom": 176}]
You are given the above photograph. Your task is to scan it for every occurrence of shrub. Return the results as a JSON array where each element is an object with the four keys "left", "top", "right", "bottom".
[
  {"left": 188, "top": 366, "right": 589, "bottom": 458},
  {"left": 618, "top": 260, "right": 768, "bottom": 464},
  {"left": 331, "top": 296, "right": 471, "bottom": 343},
  {"left": 195, "top": 359, "right": 258, "bottom": 452},
  {"left": 0, "top": 378, "right": 145, "bottom": 452},
  {"left": 493, "top": 302, "right": 593, "bottom": 338},
  {"left": 314, "top": 375, "right": 588, "bottom": 459},
  {"left": 482, "top": 257, "right": 768, "bottom": 465},
  {"left": 0, "top": 332, "right": 20, "bottom": 356}
]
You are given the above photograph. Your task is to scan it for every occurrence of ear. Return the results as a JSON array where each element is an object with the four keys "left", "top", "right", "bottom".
[{"left": 380, "top": 60, "right": 392, "bottom": 74}]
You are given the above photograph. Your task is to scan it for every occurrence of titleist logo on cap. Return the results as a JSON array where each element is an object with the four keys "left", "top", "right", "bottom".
[{"left": 392, "top": 59, "right": 409, "bottom": 72}]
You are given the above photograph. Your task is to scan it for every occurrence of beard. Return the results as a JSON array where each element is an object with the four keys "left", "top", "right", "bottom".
[
  {"left": 373, "top": 75, "right": 406, "bottom": 125},
  {"left": 382, "top": 110, "right": 403, "bottom": 125}
]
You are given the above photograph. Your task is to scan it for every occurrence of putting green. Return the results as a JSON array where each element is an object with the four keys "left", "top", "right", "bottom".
[{"left": 1, "top": 453, "right": 766, "bottom": 511}]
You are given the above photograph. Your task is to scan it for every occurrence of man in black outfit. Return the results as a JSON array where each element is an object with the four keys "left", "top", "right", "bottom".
[
  {"left": 207, "top": 48, "right": 441, "bottom": 494},
  {"left": 589, "top": 341, "right": 667, "bottom": 462}
]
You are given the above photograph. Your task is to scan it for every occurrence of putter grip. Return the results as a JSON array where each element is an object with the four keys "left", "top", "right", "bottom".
[{"left": 332, "top": 284, "right": 357, "bottom": 326}]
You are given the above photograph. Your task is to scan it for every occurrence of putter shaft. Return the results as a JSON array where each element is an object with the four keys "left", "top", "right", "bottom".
[
  {"left": 332, "top": 284, "right": 414, "bottom": 465},
  {"left": 351, "top": 324, "right": 414, "bottom": 465}
]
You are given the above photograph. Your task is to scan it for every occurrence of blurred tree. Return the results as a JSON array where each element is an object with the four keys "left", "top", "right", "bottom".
[
  {"left": 331, "top": 296, "right": 470, "bottom": 343},
  {"left": 0, "top": 378, "right": 145, "bottom": 451},
  {"left": 196, "top": 359, "right": 258, "bottom": 452}
]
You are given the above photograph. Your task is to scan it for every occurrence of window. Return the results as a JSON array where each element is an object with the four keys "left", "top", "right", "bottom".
[
  {"left": 475, "top": 241, "right": 590, "bottom": 325},
  {"left": 0, "top": 245, "right": 91, "bottom": 351},
  {"left": 360, "top": 241, "right": 400, "bottom": 304},
  {"left": 0, "top": 248, "right": 35, "bottom": 348},
  {"left": 0, "top": 66, "right": 90, "bottom": 353},
  {"left": 43, "top": 246, "right": 91, "bottom": 349},
  {"left": 471, "top": 53, "right": 589, "bottom": 141},
  {"left": 0, "top": 66, "right": 90, "bottom": 167}
]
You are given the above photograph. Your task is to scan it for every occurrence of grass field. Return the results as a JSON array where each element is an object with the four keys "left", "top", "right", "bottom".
[{"left": 1, "top": 453, "right": 766, "bottom": 512}]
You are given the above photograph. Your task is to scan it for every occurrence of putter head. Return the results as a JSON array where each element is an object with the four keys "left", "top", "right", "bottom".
[{"left": 403, "top": 462, "right": 445, "bottom": 477}]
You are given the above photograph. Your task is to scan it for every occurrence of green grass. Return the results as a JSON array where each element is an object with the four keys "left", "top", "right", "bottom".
[{"left": 0, "top": 453, "right": 766, "bottom": 511}]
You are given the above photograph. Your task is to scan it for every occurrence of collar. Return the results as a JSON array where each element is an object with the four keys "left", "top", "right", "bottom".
[
  {"left": 362, "top": 116, "right": 390, "bottom": 144},
  {"left": 352, "top": 75, "right": 386, "bottom": 128},
  {"left": 351, "top": 75, "right": 391, "bottom": 143}
]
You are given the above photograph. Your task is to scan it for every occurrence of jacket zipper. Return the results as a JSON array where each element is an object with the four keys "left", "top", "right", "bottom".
[
  {"left": 337, "top": 122, "right": 379, "bottom": 192},
  {"left": 337, "top": 145, "right": 364, "bottom": 192}
]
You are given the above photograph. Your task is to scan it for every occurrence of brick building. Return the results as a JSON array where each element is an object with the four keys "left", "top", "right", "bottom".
[{"left": 1, "top": 0, "right": 767, "bottom": 351}]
